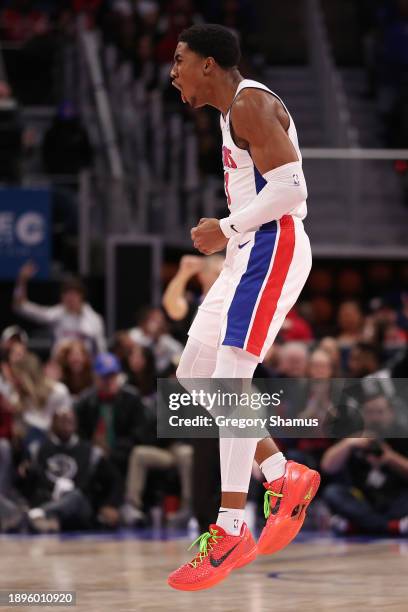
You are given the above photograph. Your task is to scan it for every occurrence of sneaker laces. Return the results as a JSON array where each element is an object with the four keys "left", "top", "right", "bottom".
[
  {"left": 188, "top": 527, "right": 224, "bottom": 568},
  {"left": 264, "top": 489, "right": 284, "bottom": 519}
]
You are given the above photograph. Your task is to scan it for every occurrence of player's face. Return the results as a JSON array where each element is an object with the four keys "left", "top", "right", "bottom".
[{"left": 170, "top": 42, "right": 208, "bottom": 108}]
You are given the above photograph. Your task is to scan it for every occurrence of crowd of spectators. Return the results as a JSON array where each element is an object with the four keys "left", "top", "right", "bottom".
[{"left": 1, "top": 255, "right": 408, "bottom": 536}]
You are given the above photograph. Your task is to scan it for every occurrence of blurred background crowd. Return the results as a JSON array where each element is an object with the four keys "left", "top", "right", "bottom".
[
  {"left": 0, "top": 0, "right": 407, "bottom": 187},
  {"left": 1, "top": 252, "right": 408, "bottom": 537},
  {"left": 0, "top": 0, "right": 408, "bottom": 539}
]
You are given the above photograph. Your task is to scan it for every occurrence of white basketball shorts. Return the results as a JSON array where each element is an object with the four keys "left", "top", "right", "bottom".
[{"left": 188, "top": 215, "right": 312, "bottom": 361}]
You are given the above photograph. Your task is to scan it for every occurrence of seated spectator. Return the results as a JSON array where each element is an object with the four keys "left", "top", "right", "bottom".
[
  {"left": 111, "top": 330, "right": 136, "bottom": 370},
  {"left": 13, "top": 261, "right": 106, "bottom": 355},
  {"left": 53, "top": 340, "right": 94, "bottom": 398},
  {"left": 321, "top": 393, "right": 408, "bottom": 536},
  {"left": 19, "top": 406, "right": 121, "bottom": 533},
  {"left": 290, "top": 349, "right": 338, "bottom": 469},
  {"left": 336, "top": 300, "right": 365, "bottom": 372},
  {"left": 275, "top": 341, "right": 309, "bottom": 378},
  {"left": 2, "top": 352, "right": 70, "bottom": 449},
  {"left": 75, "top": 353, "right": 149, "bottom": 478},
  {"left": 123, "top": 440, "right": 193, "bottom": 526},
  {"left": 1, "top": 326, "right": 29, "bottom": 364},
  {"left": 363, "top": 299, "right": 406, "bottom": 363},
  {"left": 0, "top": 377, "right": 25, "bottom": 533},
  {"left": 318, "top": 337, "right": 342, "bottom": 376},
  {"left": 129, "top": 307, "right": 183, "bottom": 375},
  {"left": 348, "top": 341, "right": 381, "bottom": 378},
  {"left": 0, "top": 396, "right": 13, "bottom": 496},
  {"left": 279, "top": 307, "right": 314, "bottom": 343},
  {"left": 125, "top": 343, "right": 156, "bottom": 399}
]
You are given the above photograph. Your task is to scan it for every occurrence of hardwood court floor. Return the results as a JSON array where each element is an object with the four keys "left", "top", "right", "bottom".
[{"left": 1, "top": 531, "right": 408, "bottom": 612}]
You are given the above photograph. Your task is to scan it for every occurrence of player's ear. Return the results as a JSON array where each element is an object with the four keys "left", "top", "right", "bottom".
[{"left": 203, "top": 57, "right": 216, "bottom": 75}]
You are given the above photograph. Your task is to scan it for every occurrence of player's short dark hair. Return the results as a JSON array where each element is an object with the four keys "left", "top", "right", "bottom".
[{"left": 178, "top": 24, "right": 241, "bottom": 69}]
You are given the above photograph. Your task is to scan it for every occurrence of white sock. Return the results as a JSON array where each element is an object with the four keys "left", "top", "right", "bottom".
[
  {"left": 216, "top": 507, "right": 245, "bottom": 536},
  {"left": 260, "top": 452, "right": 287, "bottom": 483}
]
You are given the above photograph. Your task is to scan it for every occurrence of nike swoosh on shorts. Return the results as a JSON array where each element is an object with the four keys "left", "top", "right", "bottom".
[{"left": 238, "top": 240, "right": 251, "bottom": 249}]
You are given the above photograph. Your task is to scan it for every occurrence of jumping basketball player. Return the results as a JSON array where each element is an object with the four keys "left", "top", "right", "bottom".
[{"left": 168, "top": 24, "right": 320, "bottom": 591}]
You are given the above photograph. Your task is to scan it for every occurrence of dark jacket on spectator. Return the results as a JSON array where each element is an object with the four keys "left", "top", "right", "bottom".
[
  {"left": 19, "top": 433, "right": 122, "bottom": 511},
  {"left": 75, "top": 384, "right": 150, "bottom": 473}
]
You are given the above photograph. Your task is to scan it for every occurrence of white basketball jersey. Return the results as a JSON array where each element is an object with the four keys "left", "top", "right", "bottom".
[{"left": 220, "top": 79, "right": 307, "bottom": 220}]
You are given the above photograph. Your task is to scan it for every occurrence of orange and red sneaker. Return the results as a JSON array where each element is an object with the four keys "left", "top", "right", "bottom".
[
  {"left": 257, "top": 460, "right": 321, "bottom": 556},
  {"left": 167, "top": 522, "right": 257, "bottom": 591}
]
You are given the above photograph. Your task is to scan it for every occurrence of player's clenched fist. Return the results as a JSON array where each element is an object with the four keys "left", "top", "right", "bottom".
[{"left": 191, "top": 218, "right": 228, "bottom": 255}]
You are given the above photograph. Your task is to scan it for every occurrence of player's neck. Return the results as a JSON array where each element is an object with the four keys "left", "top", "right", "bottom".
[{"left": 211, "top": 70, "right": 244, "bottom": 116}]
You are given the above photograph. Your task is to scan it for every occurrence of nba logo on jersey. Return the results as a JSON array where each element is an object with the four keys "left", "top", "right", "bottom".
[{"left": 293, "top": 173, "right": 300, "bottom": 186}]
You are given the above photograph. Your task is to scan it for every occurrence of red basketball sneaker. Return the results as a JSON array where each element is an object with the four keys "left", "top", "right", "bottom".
[
  {"left": 257, "top": 461, "right": 321, "bottom": 555},
  {"left": 168, "top": 522, "right": 257, "bottom": 591}
]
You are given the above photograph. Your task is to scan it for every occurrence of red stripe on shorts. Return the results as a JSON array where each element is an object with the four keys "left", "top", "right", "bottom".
[{"left": 245, "top": 215, "right": 296, "bottom": 356}]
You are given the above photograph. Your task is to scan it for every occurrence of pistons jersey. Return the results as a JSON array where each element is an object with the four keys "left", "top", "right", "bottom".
[{"left": 220, "top": 78, "right": 307, "bottom": 220}]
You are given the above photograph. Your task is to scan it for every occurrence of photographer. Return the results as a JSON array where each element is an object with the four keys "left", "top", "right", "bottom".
[{"left": 321, "top": 393, "right": 408, "bottom": 535}]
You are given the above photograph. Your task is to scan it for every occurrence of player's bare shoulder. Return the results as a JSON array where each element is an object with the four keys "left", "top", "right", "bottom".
[{"left": 230, "top": 88, "right": 290, "bottom": 146}]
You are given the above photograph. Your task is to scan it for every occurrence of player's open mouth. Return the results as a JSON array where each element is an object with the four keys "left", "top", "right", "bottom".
[{"left": 172, "top": 81, "right": 187, "bottom": 103}]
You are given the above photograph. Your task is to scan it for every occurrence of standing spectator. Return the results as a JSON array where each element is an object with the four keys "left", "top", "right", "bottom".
[
  {"left": 13, "top": 261, "right": 106, "bottom": 355},
  {"left": 20, "top": 406, "right": 121, "bottom": 533},
  {"left": 75, "top": 353, "right": 149, "bottom": 478},
  {"left": 162, "top": 253, "right": 224, "bottom": 341},
  {"left": 129, "top": 307, "right": 183, "bottom": 375},
  {"left": 162, "top": 254, "right": 224, "bottom": 320}
]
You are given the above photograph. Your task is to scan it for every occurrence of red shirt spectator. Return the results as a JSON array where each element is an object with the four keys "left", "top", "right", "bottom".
[{"left": 280, "top": 308, "right": 313, "bottom": 342}]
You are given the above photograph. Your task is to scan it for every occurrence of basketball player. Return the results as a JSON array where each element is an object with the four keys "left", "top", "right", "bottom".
[{"left": 168, "top": 24, "right": 320, "bottom": 591}]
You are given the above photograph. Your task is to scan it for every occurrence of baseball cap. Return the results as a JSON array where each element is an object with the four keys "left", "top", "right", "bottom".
[
  {"left": 1, "top": 325, "right": 29, "bottom": 345},
  {"left": 93, "top": 353, "right": 121, "bottom": 377}
]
